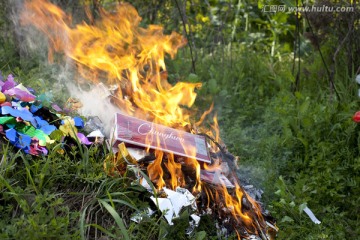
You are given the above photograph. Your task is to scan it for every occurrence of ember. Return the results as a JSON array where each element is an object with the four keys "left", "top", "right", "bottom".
[{"left": 21, "top": 0, "right": 277, "bottom": 239}]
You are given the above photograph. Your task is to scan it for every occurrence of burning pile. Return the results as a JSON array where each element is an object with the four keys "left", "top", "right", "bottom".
[{"left": 20, "top": 0, "right": 277, "bottom": 239}]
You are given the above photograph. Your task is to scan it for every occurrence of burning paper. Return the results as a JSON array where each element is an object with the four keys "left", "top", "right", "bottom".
[
  {"left": 127, "top": 147, "right": 148, "bottom": 161},
  {"left": 112, "top": 112, "right": 211, "bottom": 163},
  {"left": 104, "top": 142, "right": 138, "bottom": 176},
  {"left": 200, "top": 169, "right": 235, "bottom": 188}
]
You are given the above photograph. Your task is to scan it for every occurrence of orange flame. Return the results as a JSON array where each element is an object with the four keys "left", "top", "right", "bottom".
[
  {"left": 21, "top": 0, "right": 200, "bottom": 128},
  {"left": 147, "top": 150, "right": 166, "bottom": 189},
  {"left": 21, "top": 0, "right": 201, "bottom": 188},
  {"left": 21, "top": 0, "right": 267, "bottom": 237}
]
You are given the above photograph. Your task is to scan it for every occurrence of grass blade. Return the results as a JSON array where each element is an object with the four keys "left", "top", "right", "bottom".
[
  {"left": 98, "top": 198, "right": 130, "bottom": 240},
  {"left": 87, "top": 223, "right": 117, "bottom": 238},
  {"left": 80, "top": 205, "right": 89, "bottom": 240}
]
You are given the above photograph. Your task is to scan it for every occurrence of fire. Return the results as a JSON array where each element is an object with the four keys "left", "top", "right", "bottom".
[
  {"left": 147, "top": 150, "right": 166, "bottom": 189},
  {"left": 21, "top": 0, "right": 199, "bottom": 188},
  {"left": 21, "top": 0, "right": 268, "bottom": 238},
  {"left": 21, "top": 0, "right": 199, "bottom": 129}
]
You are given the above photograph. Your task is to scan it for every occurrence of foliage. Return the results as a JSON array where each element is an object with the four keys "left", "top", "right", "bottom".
[
  {"left": 213, "top": 51, "right": 360, "bottom": 239},
  {"left": 1, "top": 0, "right": 360, "bottom": 239}
]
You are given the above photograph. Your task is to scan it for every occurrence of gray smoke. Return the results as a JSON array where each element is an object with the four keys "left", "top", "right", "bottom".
[{"left": 10, "top": 0, "right": 120, "bottom": 137}]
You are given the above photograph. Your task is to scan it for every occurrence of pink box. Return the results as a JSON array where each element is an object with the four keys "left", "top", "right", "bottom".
[{"left": 111, "top": 112, "right": 211, "bottom": 163}]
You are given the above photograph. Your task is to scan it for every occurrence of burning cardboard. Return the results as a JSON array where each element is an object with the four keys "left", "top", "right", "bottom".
[
  {"left": 111, "top": 112, "right": 211, "bottom": 163},
  {"left": 200, "top": 169, "right": 235, "bottom": 188}
]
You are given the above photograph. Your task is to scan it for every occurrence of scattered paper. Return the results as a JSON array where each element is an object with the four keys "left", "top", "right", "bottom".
[
  {"left": 190, "top": 214, "right": 200, "bottom": 226},
  {"left": 176, "top": 187, "right": 197, "bottom": 211},
  {"left": 87, "top": 129, "right": 104, "bottom": 138},
  {"left": 127, "top": 147, "right": 148, "bottom": 161},
  {"left": 303, "top": 206, "right": 321, "bottom": 224},
  {"left": 4, "top": 84, "right": 36, "bottom": 102},
  {"left": 150, "top": 196, "right": 174, "bottom": 224},
  {"left": 140, "top": 177, "right": 152, "bottom": 191},
  {"left": 149, "top": 187, "right": 197, "bottom": 225},
  {"left": 164, "top": 188, "right": 190, "bottom": 217},
  {"left": 77, "top": 132, "right": 93, "bottom": 145},
  {"left": 0, "top": 73, "right": 98, "bottom": 156},
  {"left": 130, "top": 208, "right": 155, "bottom": 223}
]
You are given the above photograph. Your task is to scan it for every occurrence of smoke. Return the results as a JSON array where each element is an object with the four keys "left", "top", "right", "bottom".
[
  {"left": 8, "top": 0, "right": 47, "bottom": 63},
  {"left": 9, "top": 0, "right": 119, "bottom": 137},
  {"left": 66, "top": 81, "right": 120, "bottom": 136}
]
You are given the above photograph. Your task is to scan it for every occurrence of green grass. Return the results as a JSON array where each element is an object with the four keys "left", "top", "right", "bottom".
[
  {"left": 194, "top": 48, "right": 360, "bottom": 239},
  {"left": 0, "top": 139, "right": 220, "bottom": 239}
]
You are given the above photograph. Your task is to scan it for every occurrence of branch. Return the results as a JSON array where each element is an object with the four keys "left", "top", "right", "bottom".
[{"left": 174, "top": 0, "right": 196, "bottom": 73}]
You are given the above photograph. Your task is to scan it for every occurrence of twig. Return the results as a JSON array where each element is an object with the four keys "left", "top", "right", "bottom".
[
  {"left": 356, "top": 65, "right": 360, "bottom": 76},
  {"left": 197, "top": 132, "right": 226, "bottom": 154},
  {"left": 301, "top": 0, "right": 341, "bottom": 101},
  {"left": 291, "top": 0, "right": 302, "bottom": 93},
  {"left": 174, "top": 0, "right": 196, "bottom": 73},
  {"left": 256, "top": 219, "right": 269, "bottom": 240}
]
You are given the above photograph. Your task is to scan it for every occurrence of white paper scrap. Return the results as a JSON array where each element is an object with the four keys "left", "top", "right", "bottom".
[
  {"left": 140, "top": 178, "right": 152, "bottom": 191},
  {"left": 176, "top": 187, "right": 195, "bottom": 203},
  {"left": 303, "top": 206, "right": 321, "bottom": 224},
  {"left": 190, "top": 214, "right": 201, "bottom": 226},
  {"left": 87, "top": 129, "right": 105, "bottom": 138},
  {"left": 130, "top": 207, "right": 155, "bottom": 223},
  {"left": 176, "top": 187, "right": 197, "bottom": 210},
  {"left": 163, "top": 188, "right": 189, "bottom": 217},
  {"left": 127, "top": 147, "right": 148, "bottom": 161},
  {"left": 150, "top": 197, "right": 174, "bottom": 225}
]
